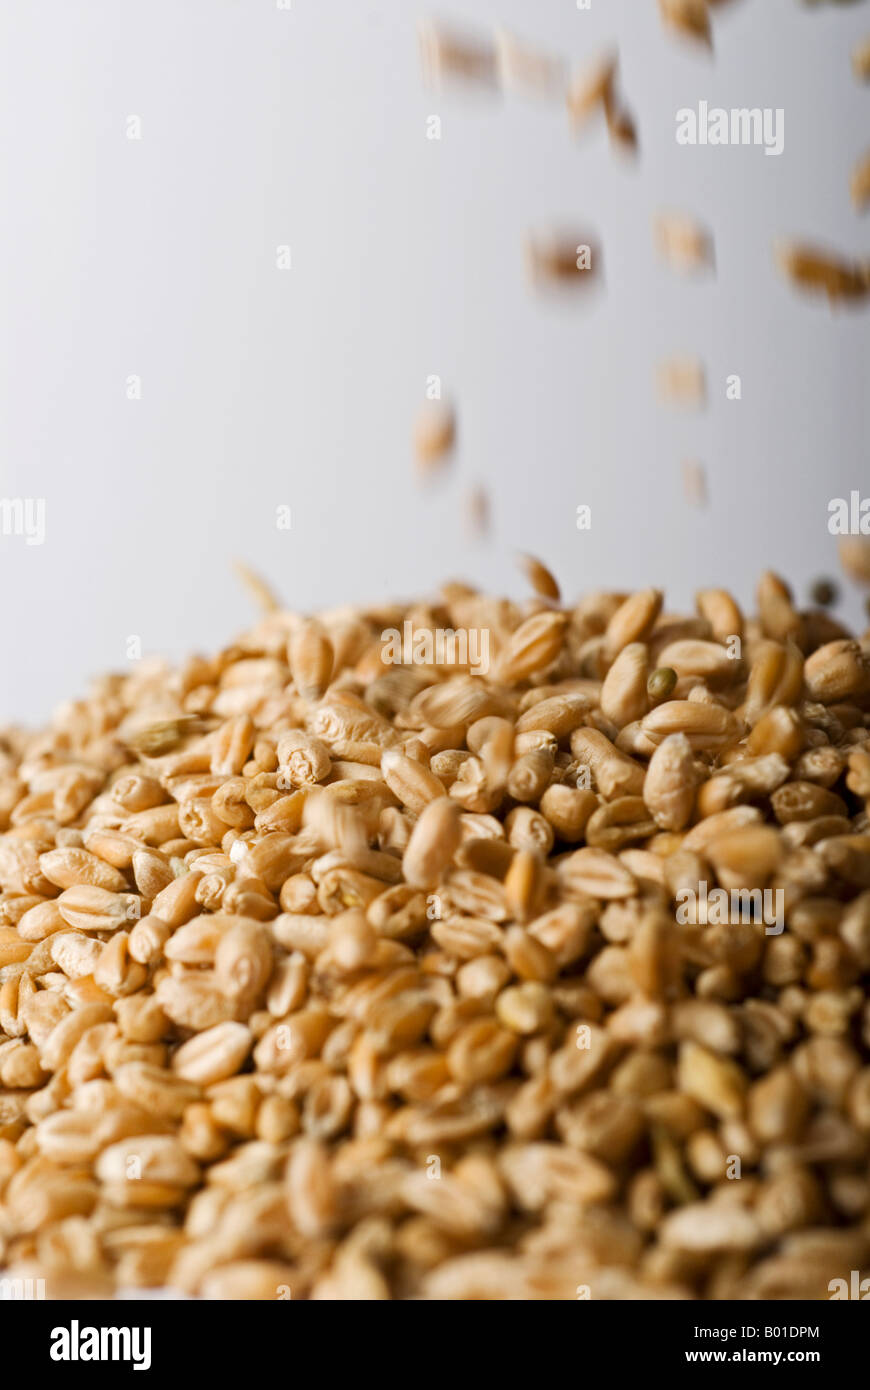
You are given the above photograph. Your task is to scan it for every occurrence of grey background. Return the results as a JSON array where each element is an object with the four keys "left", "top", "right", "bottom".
[{"left": 0, "top": 0, "right": 867, "bottom": 723}]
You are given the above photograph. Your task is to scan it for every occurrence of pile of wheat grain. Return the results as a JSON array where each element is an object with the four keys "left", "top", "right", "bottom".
[{"left": 1, "top": 568, "right": 870, "bottom": 1299}]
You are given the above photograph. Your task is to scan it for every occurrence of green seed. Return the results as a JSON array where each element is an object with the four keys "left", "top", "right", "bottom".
[{"left": 647, "top": 667, "right": 677, "bottom": 702}]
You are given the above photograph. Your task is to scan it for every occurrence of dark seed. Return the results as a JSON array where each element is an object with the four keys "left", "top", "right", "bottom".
[
  {"left": 809, "top": 577, "right": 838, "bottom": 608},
  {"left": 647, "top": 667, "right": 678, "bottom": 702}
]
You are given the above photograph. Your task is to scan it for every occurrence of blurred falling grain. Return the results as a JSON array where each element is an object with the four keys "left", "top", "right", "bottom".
[
  {"left": 655, "top": 213, "right": 715, "bottom": 274},
  {"left": 414, "top": 400, "right": 457, "bottom": 475}
]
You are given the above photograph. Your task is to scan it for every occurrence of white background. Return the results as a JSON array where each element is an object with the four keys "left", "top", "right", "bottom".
[{"left": 1, "top": 0, "right": 868, "bottom": 722}]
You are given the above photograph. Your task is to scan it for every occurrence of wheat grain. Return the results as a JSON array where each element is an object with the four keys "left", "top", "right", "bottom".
[
  {"left": 657, "top": 357, "right": 707, "bottom": 408},
  {"left": 851, "top": 151, "right": 870, "bottom": 210},
  {"left": 659, "top": 0, "right": 712, "bottom": 48},
  {"left": 655, "top": 212, "right": 714, "bottom": 273},
  {"left": 414, "top": 400, "right": 457, "bottom": 474},
  {"left": 776, "top": 241, "right": 870, "bottom": 304}
]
